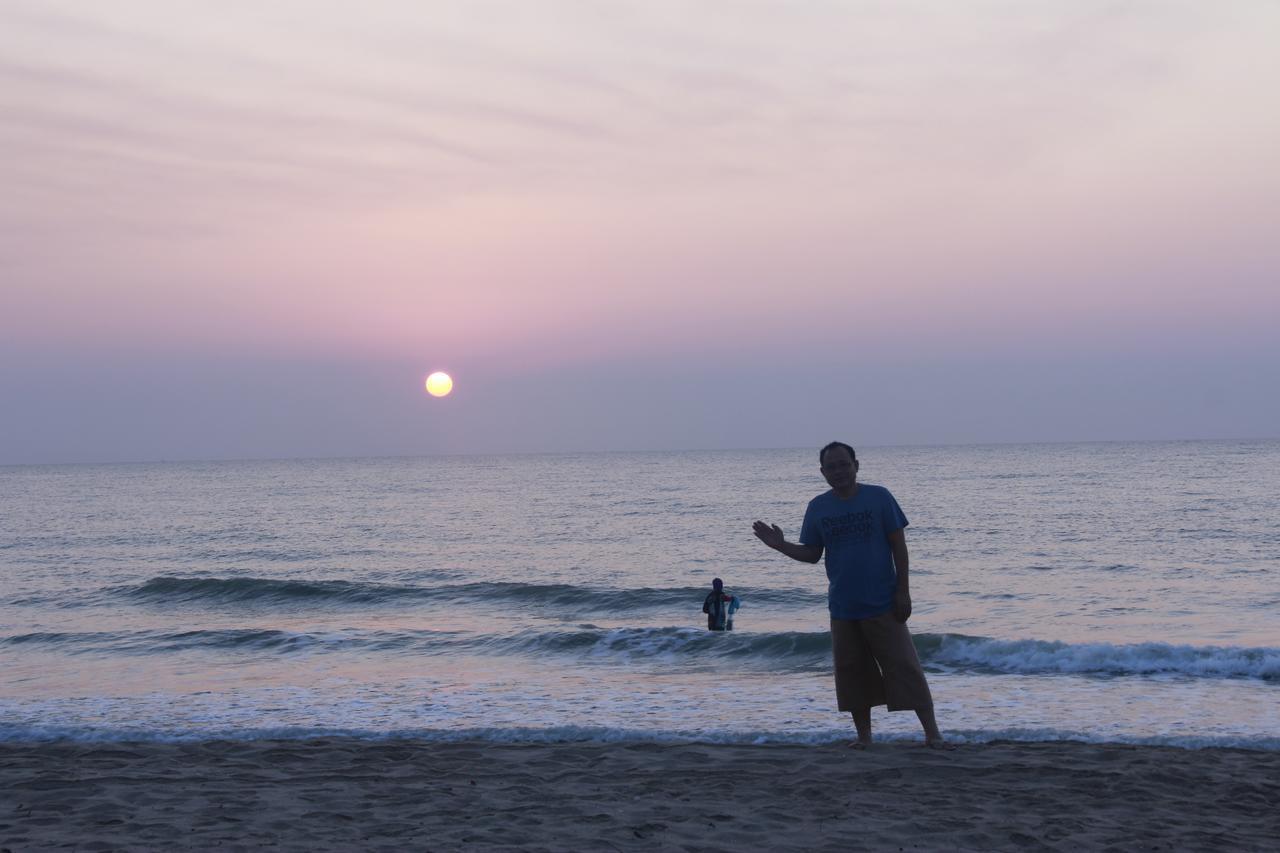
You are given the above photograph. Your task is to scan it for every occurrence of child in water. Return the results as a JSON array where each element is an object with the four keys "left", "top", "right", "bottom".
[{"left": 702, "top": 577, "right": 741, "bottom": 631}]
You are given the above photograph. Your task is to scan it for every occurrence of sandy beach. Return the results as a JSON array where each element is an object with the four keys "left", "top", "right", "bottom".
[{"left": 2, "top": 738, "right": 1277, "bottom": 851}]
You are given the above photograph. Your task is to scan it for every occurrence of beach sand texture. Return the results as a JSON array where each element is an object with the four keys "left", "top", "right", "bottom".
[{"left": 3, "top": 739, "right": 1277, "bottom": 851}]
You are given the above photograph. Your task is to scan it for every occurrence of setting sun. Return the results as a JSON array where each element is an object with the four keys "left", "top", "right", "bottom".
[{"left": 425, "top": 371, "right": 453, "bottom": 397}]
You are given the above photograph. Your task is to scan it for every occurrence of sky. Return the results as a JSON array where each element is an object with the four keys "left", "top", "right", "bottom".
[{"left": 2, "top": 0, "right": 1278, "bottom": 464}]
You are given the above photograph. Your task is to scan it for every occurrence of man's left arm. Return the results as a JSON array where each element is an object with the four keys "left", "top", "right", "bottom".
[{"left": 888, "top": 528, "right": 911, "bottom": 622}]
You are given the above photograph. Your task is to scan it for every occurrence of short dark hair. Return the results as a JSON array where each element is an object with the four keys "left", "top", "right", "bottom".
[{"left": 819, "top": 441, "right": 857, "bottom": 466}]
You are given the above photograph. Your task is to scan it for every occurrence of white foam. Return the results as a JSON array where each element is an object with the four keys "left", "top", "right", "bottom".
[
  {"left": 0, "top": 722, "right": 1276, "bottom": 751},
  {"left": 930, "top": 635, "right": 1280, "bottom": 680}
]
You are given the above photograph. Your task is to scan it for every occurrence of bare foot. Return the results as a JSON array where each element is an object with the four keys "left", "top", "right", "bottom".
[
  {"left": 846, "top": 738, "right": 872, "bottom": 750},
  {"left": 925, "top": 738, "right": 956, "bottom": 751}
]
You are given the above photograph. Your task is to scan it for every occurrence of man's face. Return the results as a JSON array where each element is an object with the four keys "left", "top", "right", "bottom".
[{"left": 820, "top": 447, "right": 858, "bottom": 491}]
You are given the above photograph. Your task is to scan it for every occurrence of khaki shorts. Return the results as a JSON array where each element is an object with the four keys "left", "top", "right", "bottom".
[{"left": 830, "top": 612, "right": 934, "bottom": 713}]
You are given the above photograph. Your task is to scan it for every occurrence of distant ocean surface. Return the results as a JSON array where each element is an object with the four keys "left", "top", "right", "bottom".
[{"left": 2, "top": 441, "right": 1277, "bottom": 749}]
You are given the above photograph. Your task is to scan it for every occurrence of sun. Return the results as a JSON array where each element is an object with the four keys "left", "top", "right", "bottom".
[{"left": 425, "top": 371, "right": 453, "bottom": 397}]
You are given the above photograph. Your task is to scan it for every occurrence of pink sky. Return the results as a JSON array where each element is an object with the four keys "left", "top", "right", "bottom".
[{"left": 2, "top": 1, "right": 1278, "bottom": 462}]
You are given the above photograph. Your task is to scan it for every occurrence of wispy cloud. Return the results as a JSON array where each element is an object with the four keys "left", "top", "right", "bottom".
[{"left": 2, "top": 1, "right": 1278, "bottom": 364}]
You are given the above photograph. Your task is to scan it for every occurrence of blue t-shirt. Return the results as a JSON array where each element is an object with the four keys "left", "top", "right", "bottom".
[{"left": 799, "top": 484, "right": 909, "bottom": 620}]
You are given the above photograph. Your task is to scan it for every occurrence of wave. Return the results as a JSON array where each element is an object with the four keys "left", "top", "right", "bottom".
[
  {"left": 921, "top": 634, "right": 1280, "bottom": 680},
  {"left": 506, "top": 630, "right": 1280, "bottom": 682},
  {"left": 0, "top": 722, "right": 1275, "bottom": 751},
  {"left": 122, "top": 576, "right": 427, "bottom": 605},
  {"left": 500, "top": 626, "right": 832, "bottom": 668},
  {"left": 0, "top": 626, "right": 833, "bottom": 669},
  {"left": 6, "top": 625, "right": 1277, "bottom": 681},
  {"left": 1, "top": 628, "right": 462, "bottom": 656},
  {"left": 107, "top": 575, "right": 823, "bottom": 612}
]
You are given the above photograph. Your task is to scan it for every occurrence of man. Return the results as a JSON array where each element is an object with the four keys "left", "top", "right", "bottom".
[
  {"left": 702, "top": 577, "right": 740, "bottom": 631},
  {"left": 752, "top": 441, "right": 947, "bottom": 748}
]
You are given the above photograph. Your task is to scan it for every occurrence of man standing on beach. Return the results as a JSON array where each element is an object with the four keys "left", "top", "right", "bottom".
[{"left": 752, "top": 442, "right": 947, "bottom": 748}]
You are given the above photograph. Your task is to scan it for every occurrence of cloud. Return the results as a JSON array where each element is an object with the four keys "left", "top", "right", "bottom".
[{"left": 2, "top": 1, "right": 1278, "bottom": 460}]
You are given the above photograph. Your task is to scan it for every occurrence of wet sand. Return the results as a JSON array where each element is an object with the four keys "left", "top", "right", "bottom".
[{"left": 2, "top": 738, "right": 1278, "bottom": 851}]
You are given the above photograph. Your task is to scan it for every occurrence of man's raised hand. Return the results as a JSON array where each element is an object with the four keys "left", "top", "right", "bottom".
[{"left": 752, "top": 521, "right": 785, "bottom": 549}]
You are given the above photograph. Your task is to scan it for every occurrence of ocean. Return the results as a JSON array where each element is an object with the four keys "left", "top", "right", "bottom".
[{"left": 2, "top": 441, "right": 1277, "bottom": 748}]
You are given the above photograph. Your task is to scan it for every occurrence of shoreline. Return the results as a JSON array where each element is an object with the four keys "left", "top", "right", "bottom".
[{"left": 3, "top": 738, "right": 1278, "bottom": 851}]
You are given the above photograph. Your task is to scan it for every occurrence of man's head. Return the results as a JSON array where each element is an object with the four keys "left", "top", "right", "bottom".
[
  {"left": 819, "top": 441, "right": 859, "bottom": 493},
  {"left": 712, "top": 577, "right": 723, "bottom": 591},
  {"left": 819, "top": 441, "right": 856, "bottom": 466}
]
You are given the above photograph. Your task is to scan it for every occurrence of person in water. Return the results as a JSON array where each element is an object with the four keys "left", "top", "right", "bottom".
[
  {"left": 752, "top": 441, "right": 948, "bottom": 749},
  {"left": 702, "top": 577, "right": 740, "bottom": 631}
]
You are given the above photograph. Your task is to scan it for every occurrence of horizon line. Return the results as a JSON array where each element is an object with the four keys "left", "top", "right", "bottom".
[{"left": 3, "top": 434, "right": 1277, "bottom": 470}]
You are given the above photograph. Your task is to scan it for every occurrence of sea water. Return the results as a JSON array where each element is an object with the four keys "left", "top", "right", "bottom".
[{"left": 2, "top": 441, "right": 1277, "bottom": 748}]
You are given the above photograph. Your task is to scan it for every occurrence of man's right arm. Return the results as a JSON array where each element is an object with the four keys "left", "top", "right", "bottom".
[
  {"left": 752, "top": 521, "right": 823, "bottom": 563},
  {"left": 774, "top": 538, "right": 824, "bottom": 563}
]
